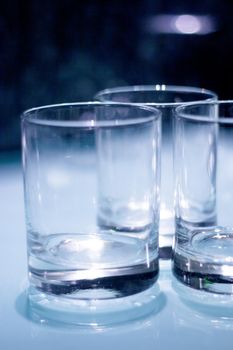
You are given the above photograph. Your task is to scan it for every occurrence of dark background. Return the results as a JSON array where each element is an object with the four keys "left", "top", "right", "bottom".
[{"left": 1, "top": 0, "right": 232, "bottom": 150}]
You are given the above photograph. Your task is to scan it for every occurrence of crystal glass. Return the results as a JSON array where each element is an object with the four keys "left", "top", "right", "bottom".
[
  {"left": 173, "top": 100, "right": 233, "bottom": 294},
  {"left": 95, "top": 85, "right": 217, "bottom": 258},
  {"left": 21, "top": 102, "right": 161, "bottom": 306}
]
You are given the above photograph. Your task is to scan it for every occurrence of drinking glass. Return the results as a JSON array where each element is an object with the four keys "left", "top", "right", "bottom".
[
  {"left": 95, "top": 85, "right": 217, "bottom": 258},
  {"left": 173, "top": 101, "right": 233, "bottom": 294},
  {"left": 21, "top": 102, "right": 161, "bottom": 307}
]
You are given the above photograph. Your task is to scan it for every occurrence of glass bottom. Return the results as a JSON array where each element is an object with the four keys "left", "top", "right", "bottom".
[
  {"left": 30, "top": 266, "right": 159, "bottom": 299},
  {"left": 173, "top": 226, "right": 233, "bottom": 294},
  {"left": 28, "top": 232, "right": 158, "bottom": 299},
  {"left": 171, "top": 275, "right": 233, "bottom": 331},
  {"left": 28, "top": 282, "right": 161, "bottom": 326}
]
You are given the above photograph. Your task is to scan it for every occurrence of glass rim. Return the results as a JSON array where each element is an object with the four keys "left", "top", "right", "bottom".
[
  {"left": 175, "top": 100, "right": 233, "bottom": 124},
  {"left": 21, "top": 101, "right": 161, "bottom": 127},
  {"left": 94, "top": 84, "right": 217, "bottom": 107}
]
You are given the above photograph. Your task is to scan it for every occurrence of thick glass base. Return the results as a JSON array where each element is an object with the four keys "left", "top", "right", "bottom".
[
  {"left": 171, "top": 274, "right": 233, "bottom": 331},
  {"left": 29, "top": 263, "right": 159, "bottom": 299},
  {"left": 28, "top": 281, "right": 161, "bottom": 326},
  {"left": 28, "top": 232, "right": 159, "bottom": 299},
  {"left": 173, "top": 226, "right": 233, "bottom": 294},
  {"left": 173, "top": 264, "right": 233, "bottom": 294}
]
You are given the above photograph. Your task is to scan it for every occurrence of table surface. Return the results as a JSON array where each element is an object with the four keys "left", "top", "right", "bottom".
[{"left": 1, "top": 152, "right": 233, "bottom": 350}]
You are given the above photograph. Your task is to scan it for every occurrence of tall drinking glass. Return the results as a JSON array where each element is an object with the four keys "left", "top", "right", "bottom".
[
  {"left": 174, "top": 101, "right": 233, "bottom": 294},
  {"left": 21, "top": 102, "right": 161, "bottom": 311},
  {"left": 95, "top": 85, "right": 217, "bottom": 258}
]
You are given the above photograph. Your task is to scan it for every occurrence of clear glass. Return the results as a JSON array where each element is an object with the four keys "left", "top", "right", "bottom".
[
  {"left": 173, "top": 100, "right": 233, "bottom": 294},
  {"left": 95, "top": 85, "right": 217, "bottom": 258},
  {"left": 21, "top": 102, "right": 161, "bottom": 303}
]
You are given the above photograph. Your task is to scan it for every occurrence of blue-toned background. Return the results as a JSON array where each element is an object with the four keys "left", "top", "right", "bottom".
[{"left": 1, "top": 0, "right": 232, "bottom": 149}]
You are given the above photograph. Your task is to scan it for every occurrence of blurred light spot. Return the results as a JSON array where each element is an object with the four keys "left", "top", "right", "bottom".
[
  {"left": 155, "top": 84, "right": 166, "bottom": 91},
  {"left": 128, "top": 200, "right": 150, "bottom": 211},
  {"left": 175, "top": 15, "right": 201, "bottom": 34},
  {"left": 47, "top": 169, "right": 70, "bottom": 187},
  {"left": 69, "top": 238, "right": 105, "bottom": 254},
  {"left": 145, "top": 14, "right": 217, "bottom": 35}
]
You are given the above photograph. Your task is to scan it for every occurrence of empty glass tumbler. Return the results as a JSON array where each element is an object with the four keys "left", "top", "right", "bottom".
[
  {"left": 173, "top": 101, "right": 233, "bottom": 294},
  {"left": 21, "top": 102, "right": 161, "bottom": 302},
  {"left": 95, "top": 85, "right": 217, "bottom": 258}
]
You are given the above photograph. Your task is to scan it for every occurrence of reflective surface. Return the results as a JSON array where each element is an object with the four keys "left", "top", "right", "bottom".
[{"left": 1, "top": 152, "right": 233, "bottom": 349}]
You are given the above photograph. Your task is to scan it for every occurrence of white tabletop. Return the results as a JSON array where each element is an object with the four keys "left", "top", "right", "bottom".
[{"left": 1, "top": 152, "right": 233, "bottom": 349}]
